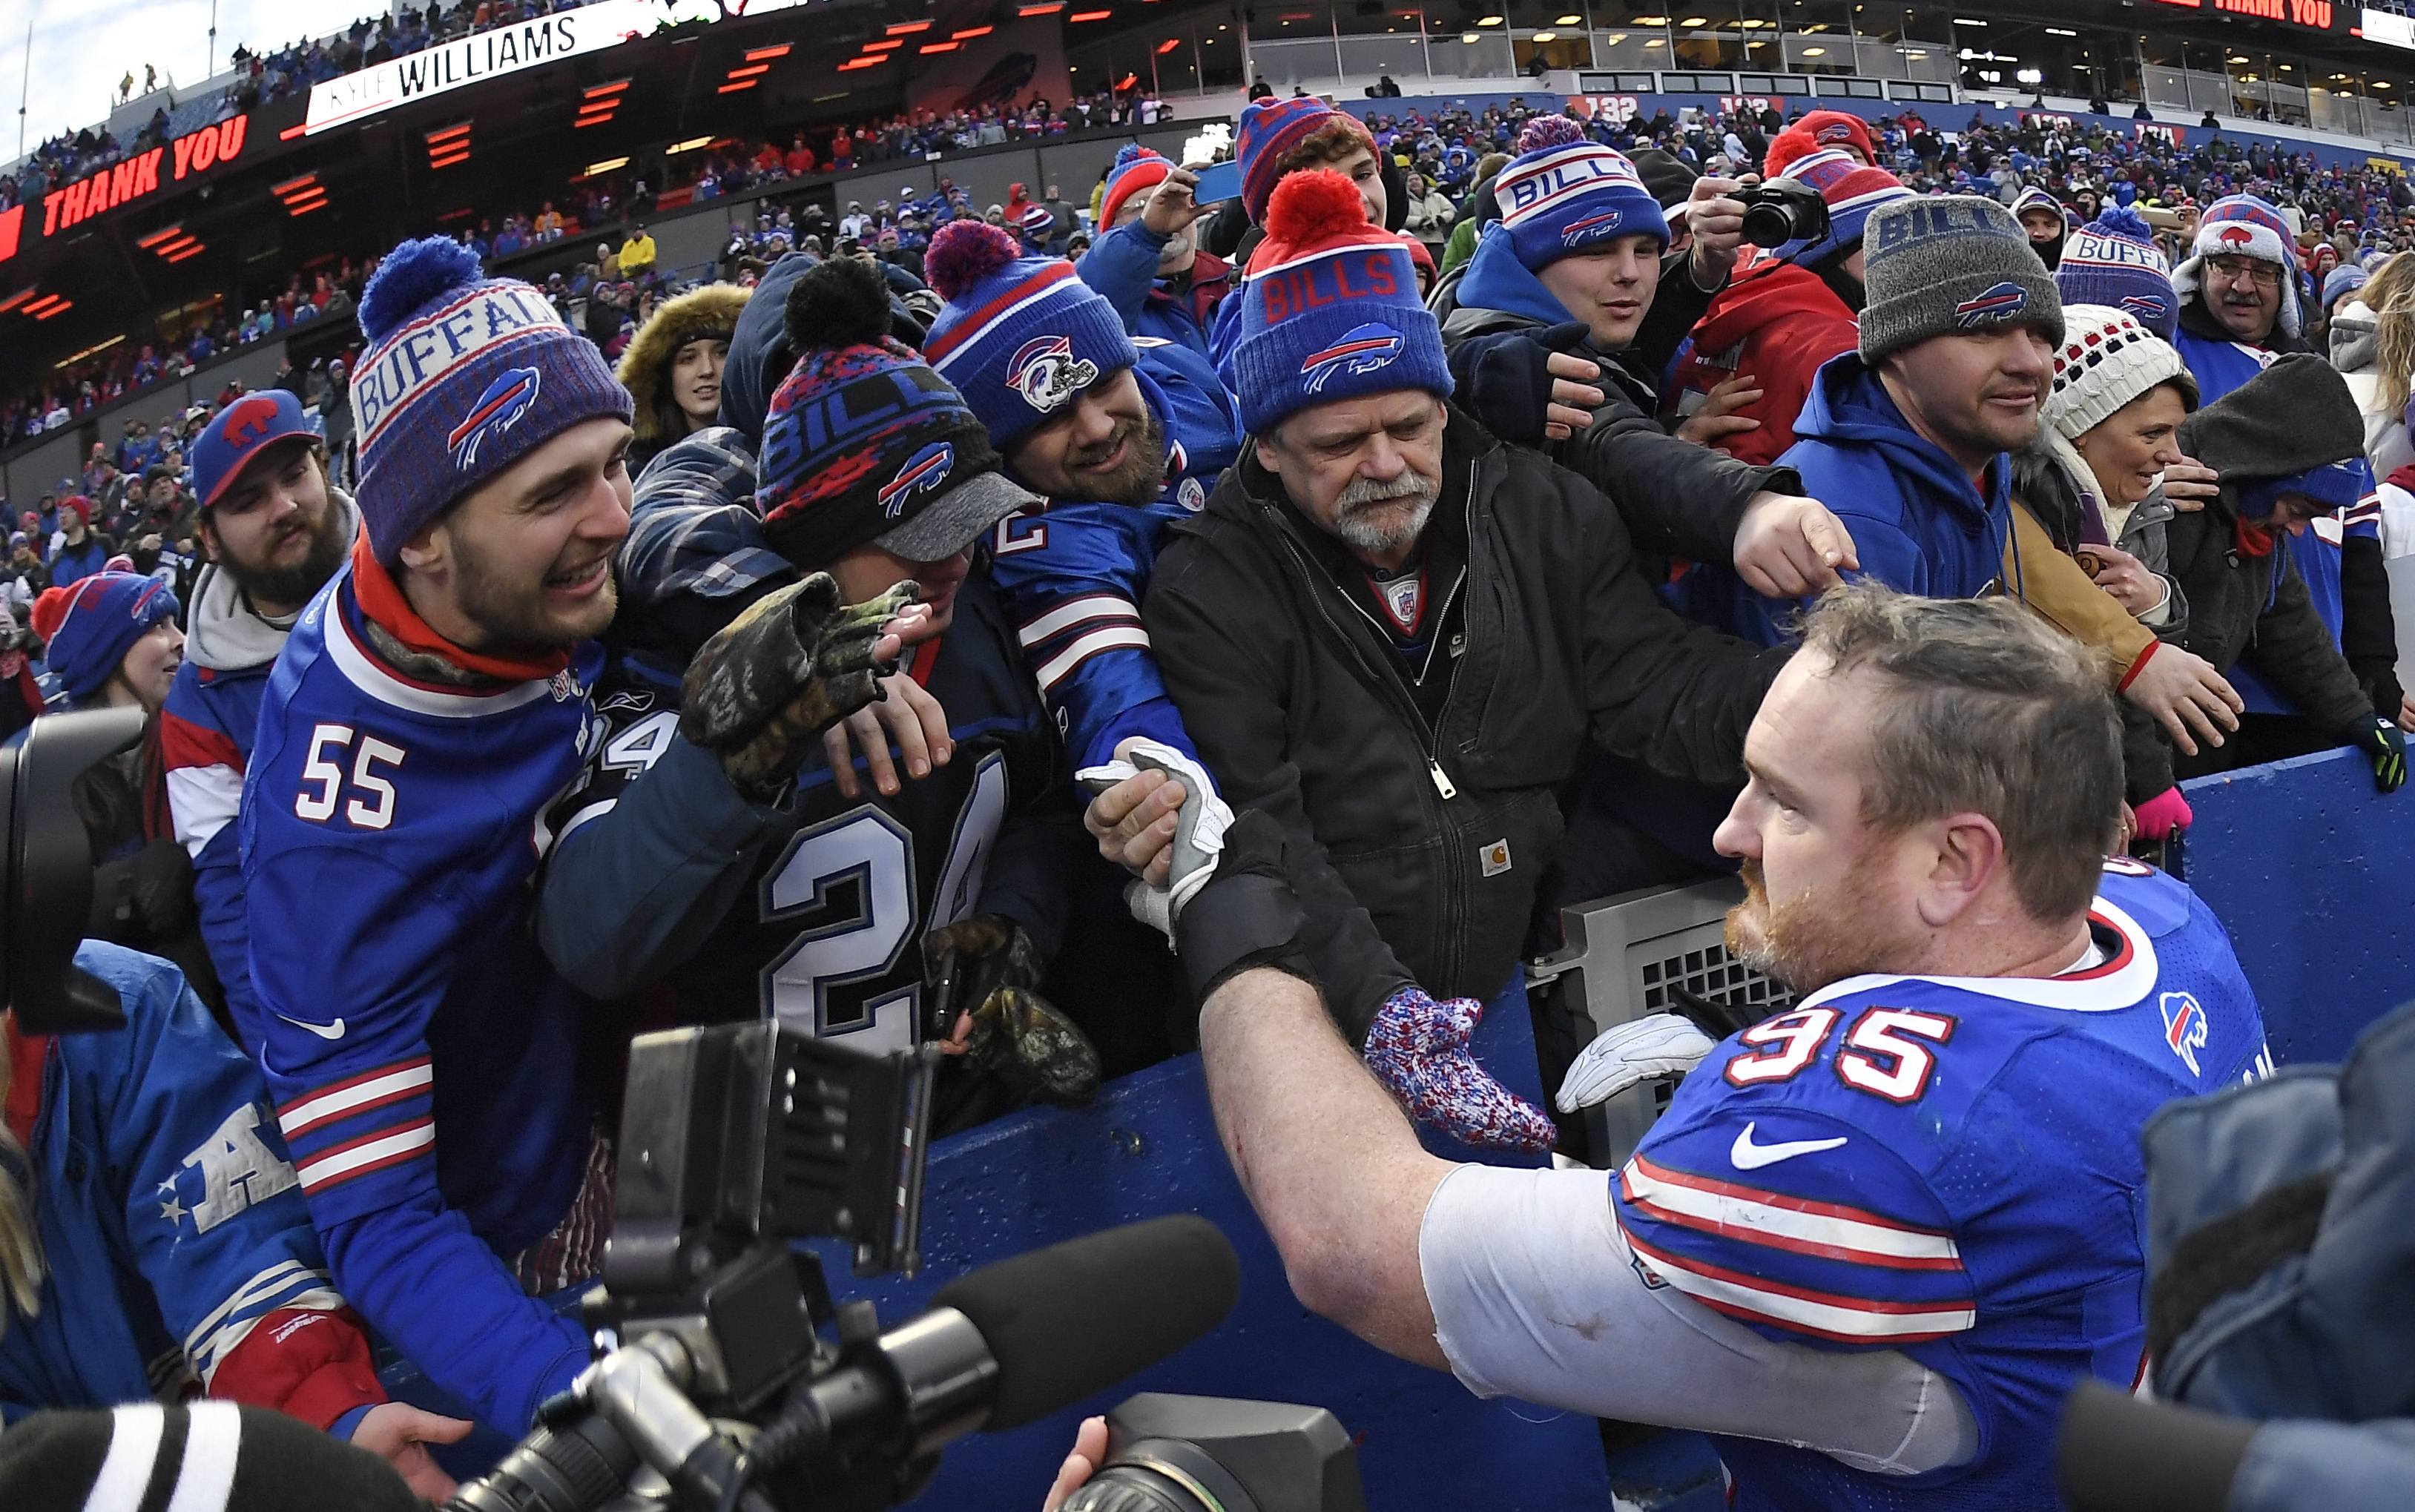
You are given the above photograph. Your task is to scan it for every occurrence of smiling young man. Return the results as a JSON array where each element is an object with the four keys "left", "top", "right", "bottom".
[
  {"left": 1177, "top": 585, "right": 2273, "bottom": 1512},
  {"left": 235, "top": 240, "right": 646, "bottom": 1437},
  {"left": 161, "top": 390, "right": 360, "bottom": 1041}
]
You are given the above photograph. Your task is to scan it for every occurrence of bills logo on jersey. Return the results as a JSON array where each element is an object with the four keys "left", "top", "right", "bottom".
[
  {"left": 879, "top": 441, "right": 955, "bottom": 518},
  {"left": 1562, "top": 208, "right": 1625, "bottom": 247},
  {"left": 2161, "top": 991, "right": 2209, "bottom": 1077},
  {"left": 1374, "top": 570, "right": 1423, "bottom": 635},
  {"left": 1007, "top": 336, "right": 1101, "bottom": 414},
  {"left": 1954, "top": 282, "right": 2028, "bottom": 329},
  {"left": 1176, "top": 475, "right": 1207, "bottom": 512},
  {"left": 2121, "top": 293, "right": 2169, "bottom": 321},
  {"left": 447, "top": 366, "right": 542, "bottom": 469},
  {"left": 1302, "top": 323, "right": 1404, "bottom": 393},
  {"left": 2103, "top": 854, "right": 2157, "bottom": 877}
]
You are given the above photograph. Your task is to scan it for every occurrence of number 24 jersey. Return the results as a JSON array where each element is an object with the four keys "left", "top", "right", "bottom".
[{"left": 1612, "top": 860, "right": 2271, "bottom": 1512}]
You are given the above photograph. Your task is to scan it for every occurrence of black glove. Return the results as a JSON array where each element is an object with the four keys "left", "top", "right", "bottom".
[
  {"left": 1172, "top": 808, "right": 1319, "bottom": 1009},
  {"left": 923, "top": 914, "right": 1101, "bottom": 1106},
  {"left": 2351, "top": 714, "right": 2408, "bottom": 793},
  {"left": 1442, "top": 320, "right": 1595, "bottom": 446},
  {"left": 680, "top": 575, "right": 917, "bottom": 802}
]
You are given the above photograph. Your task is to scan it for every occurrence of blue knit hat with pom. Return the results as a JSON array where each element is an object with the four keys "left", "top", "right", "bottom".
[
  {"left": 349, "top": 237, "right": 630, "bottom": 563},
  {"left": 923, "top": 220, "right": 1136, "bottom": 452},
  {"left": 2055, "top": 206, "right": 2179, "bottom": 340}
]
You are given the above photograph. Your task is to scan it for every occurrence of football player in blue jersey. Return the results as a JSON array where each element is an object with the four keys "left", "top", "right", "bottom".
[
  {"left": 238, "top": 242, "right": 924, "bottom": 1438},
  {"left": 539, "top": 254, "right": 1094, "bottom": 1128},
  {"left": 1175, "top": 583, "right": 2272, "bottom": 1512}
]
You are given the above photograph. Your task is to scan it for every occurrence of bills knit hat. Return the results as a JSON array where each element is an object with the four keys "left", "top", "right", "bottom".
[
  {"left": 1099, "top": 144, "right": 1174, "bottom": 226},
  {"left": 29, "top": 572, "right": 179, "bottom": 706},
  {"left": 1765, "top": 110, "right": 1874, "bottom": 176},
  {"left": 350, "top": 237, "right": 630, "bottom": 564},
  {"left": 1493, "top": 142, "right": 1669, "bottom": 273},
  {"left": 1235, "top": 95, "right": 1371, "bottom": 223},
  {"left": 2173, "top": 193, "right": 2302, "bottom": 339},
  {"left": 192, "top": 389, "right": 318, "bottom": 510},
  {"left": 1859, "top": 194, "right": 2064, "bottom": 363},
  {"left": 1772, "top": 148, "right": 1911, "bottom": 268},
  {"left": 1220, "top": 170, "right": 1451, "bottom": 437},
  {"left": 2325, "top": 263, "right": 2369, "bottom": 311},
  {"left": 923, "top": 221, "right": 1139, "bottom": 451},
  {"left": 2041, "top": 306, "right": 2198, "bottom": 441},
  {"left": 757, "top": 256, "right": 1038, "bottom": 568},
  {"left": 2055, "top": 207, "right": 2180, "bottom": 340}
]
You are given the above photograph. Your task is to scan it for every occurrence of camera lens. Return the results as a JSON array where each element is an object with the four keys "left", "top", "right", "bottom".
[
  {"left": 1057, "top": 1437, "right": 1266, "bottom": 1512},
  {"left": 1741, "top": 200, "right": 1801, "bottom": 248}
]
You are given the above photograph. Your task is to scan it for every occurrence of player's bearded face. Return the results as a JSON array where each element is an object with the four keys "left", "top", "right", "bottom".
[{"left": 1727, "top": 848, "right": 1920, "bottom": 995}]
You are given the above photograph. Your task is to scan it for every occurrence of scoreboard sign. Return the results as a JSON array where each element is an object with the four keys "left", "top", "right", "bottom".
[
  {"left": 0, "top": 113, "right": 252, "bottom": 265},
  {"left": 303, "top": 0, "right": 657, "bottom": 135}
]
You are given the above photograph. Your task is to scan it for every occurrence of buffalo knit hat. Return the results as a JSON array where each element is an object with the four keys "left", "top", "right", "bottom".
[
  {"left": 1234, "top": 95, "right": 1372, "bottom": 223},
  {"left": 1221, "top": 169, "right": 1451, "bottom": 437},
  {"left": 2055, "top": 206, "right": 2180, "bottom": 340},
  {"left": 1098, "top": 144, "right": 1174, "bottom": 226},
  {"left": 1493, "top": 141, "right": 1670, "bottom": 272},
  {"left": 29, "top": 572, "right": 179, "bottom": 706},
  {"left": 1857, "top": 194, "right": 2065, "bottom": 363},
  {"left": 1765, "top": 110, "right": 1875, "bottom": 176},
  {"left": 349, "top": 237, "right": 630, "bottom": 563},
  {"left": 2040, "top": 305, "right": 2198, "bottom": 442},
  {"left": 2172, "top": 193, "right": 2302, "bottom": 339},
  {"left": 757, "top": 256, "right": 1038, "bottom": 567},
  {"left": 1771, "top": 148, "right": 1912, "bottom": 268},
  {"left": 923, "top": 220, "right": 1139, "bottom": 451}
]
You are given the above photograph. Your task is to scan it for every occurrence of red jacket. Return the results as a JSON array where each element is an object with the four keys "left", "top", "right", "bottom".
[{"left": 1664, "top": 248, "right": 1860, "bottom": 468}]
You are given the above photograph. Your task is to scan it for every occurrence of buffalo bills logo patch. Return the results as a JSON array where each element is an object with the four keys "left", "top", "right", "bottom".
[
  {"left": 879, "top": 441, "right": 954, "bottom": 518},
  {"left": 447, "top": 366, "right": 542, "bottom": 469},
  {"left": 1954, "top": 282, "right": 2027, "bottom": 329},
  {"left": 2216, "top": 224, "right": 2257, "bottom": 249},
  {"left": 1300, "top": 323, "right": 1405, "bottom": 394},
  {"left": 218, "top": 395, "right": 284, "bottom": 448},
  {"left": 1007, "top": 336, "right": 1101, "bottom": 414},
  {"left": 2121, "top": 293, "right": 2169, "bottom": 320},
  {"left": 2160, "top": 991, "right": 2209, "bottom": 1077},
  {"left": 1561, "top": 208, "right": 1625, "bottom": 247},
  {"left": 1816, "top": 122, "right": 1856, "bottom": 144}
]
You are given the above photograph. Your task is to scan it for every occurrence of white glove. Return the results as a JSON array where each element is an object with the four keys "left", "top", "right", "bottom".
[
  {"left": 1075, "top": 738, "right": 1234, "bottom": 938},
  {"left": 1556, "top": 1013, "right": 1717, "bottom": 1114}
]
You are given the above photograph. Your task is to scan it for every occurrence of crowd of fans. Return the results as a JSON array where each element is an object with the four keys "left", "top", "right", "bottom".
[{"left": 9, "top": 84, "right": 2415, "bottom": 1510}]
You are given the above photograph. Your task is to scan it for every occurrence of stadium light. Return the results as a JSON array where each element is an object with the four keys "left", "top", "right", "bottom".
[
  {"left": 716, "top": 79, "right": 759, "bottom": 92},
  {"left": 1, "top": 288, "right": 42, "bottom": 313},
  {"left": 136, "top": 225, "right": 185, "bottom": 249},
  {"left": 864, "top": 37, "right": 904, "bottom": 49},
  {"left": 920, "top": 42, "right": 959, "bottom": 52},
  {"left": 583, "top": 78, "right": 632, "bottom": 96},
  {"left": 954, "top": 24, "right": 993, "bottom": 36},
  {"left": 33, "top": 300, "right": 72, "bottom": 318},
  {"left": 1017, "top": 2, "right": 1064, "bottom": 12},
  {"left": 1072, "top": 9, "right": 1113, "bottom": 19},
  {"left": 587, "top": 156, "right": 631, "bottom": 175},
  {"left": 745, "top": 43, "right": 793, "bottom": 59},
  {"left": 668, "top": 134, "right": 716, "bottom": 153},
  {"left": 886, "top": 19, "right": 933, "bottom": 31},
  {"left": 728, "top": 62, "right": 771, "bottom": 76}
]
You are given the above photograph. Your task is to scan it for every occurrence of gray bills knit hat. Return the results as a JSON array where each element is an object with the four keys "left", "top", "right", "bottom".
[{"left": 1859, "top": 195, "right": 2065, "bottom": 364}]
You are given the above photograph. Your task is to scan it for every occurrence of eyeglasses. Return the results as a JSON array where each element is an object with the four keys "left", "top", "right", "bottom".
[{"left": 2204, "top": 254, "right": 2281, "bottom": 288}]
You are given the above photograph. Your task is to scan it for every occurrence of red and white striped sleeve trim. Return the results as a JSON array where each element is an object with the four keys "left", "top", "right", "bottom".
[
  {"left": 291, "top": 1120, "right": 436, "bottom": 1195},
  {"left": 1619, "top": 1154, "right": 1965, "bottom": 1271},
  {"left": 275, "top": 1057, "right": 432, "bottom": 1139},
  {"left": 1622, "top": 1229, "right": 1978, "bottom": 1344}
]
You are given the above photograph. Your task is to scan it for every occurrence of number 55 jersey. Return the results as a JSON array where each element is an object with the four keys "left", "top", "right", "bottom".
[{"left": 1611, "top": 859, "right": 2271, "bottom": 1512}]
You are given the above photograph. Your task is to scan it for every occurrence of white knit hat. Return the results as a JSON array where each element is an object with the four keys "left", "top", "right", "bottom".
[{"left": 2040, "top": 304, "right": 2199, "bottom": 441}]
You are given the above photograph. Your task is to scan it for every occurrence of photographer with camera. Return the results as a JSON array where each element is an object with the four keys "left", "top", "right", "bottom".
[{"left": 1664, "top": 149, "right": 1912, "bottom": 467}]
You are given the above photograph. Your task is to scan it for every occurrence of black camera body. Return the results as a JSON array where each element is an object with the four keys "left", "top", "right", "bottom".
[{"left": 1738, "top": 178, "right": 1831, "bottom": 249}]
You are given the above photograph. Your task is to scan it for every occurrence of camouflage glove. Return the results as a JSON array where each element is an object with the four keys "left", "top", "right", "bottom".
[
  {"left": 681, "top": 575, "right": 919, "bottom": 802},
  {"left": 924, "top": 913, "right": 1101, "bottom": 1106}
]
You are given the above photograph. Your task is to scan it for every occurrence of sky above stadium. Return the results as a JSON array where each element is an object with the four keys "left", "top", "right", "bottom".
[{"left": 6, "top": 0, "right": 360, "bottom": 162}]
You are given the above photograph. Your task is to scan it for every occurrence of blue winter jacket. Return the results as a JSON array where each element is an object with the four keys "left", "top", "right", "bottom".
[
  {"left": 1076, "top": 219, "right": 1234, "bottom": 358},
  {"left": 1697, "top": 353, "right": 2014, "bottom": 645}
]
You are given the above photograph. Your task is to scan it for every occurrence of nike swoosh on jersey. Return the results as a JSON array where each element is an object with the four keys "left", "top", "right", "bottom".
[
  {"left": 1730, "top": 1123, "right": 1848, "bottom": 1169},
  {"left": 275, "top": 1013, "right": 347, "bottom": 1041}
]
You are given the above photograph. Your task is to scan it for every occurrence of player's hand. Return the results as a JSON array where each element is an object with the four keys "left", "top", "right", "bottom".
[
  {"left": 1541, "top": 351, "right": 1605, "bottom": 443},
  {"left": 2121, "top": 644, "right": 2242, "bottom": 758},
  {"left": 1077, "top": 739, "right": 1234, "bottom": 937},
  {"left": 1557, "top": 1013, "right": 1717, "bottom": 1112},
  {"left": 1364, "top": 988, "right": 1557, "bottom": 1154},
  {"left": 2086, "top": 543, "right": 2164, "bottom": 617},
  {"left": 924, "top": 914, "right": 1101, "bottom": 1104},
  {"left": 1733, "top": 492, "right": 1859, "bottom": 598},
  {"left": 2351, "top": 714, "right": 2408, "bottom": 793},
  {"left": 349, "top": 1402, "right": 473, "bottom": 1503},
  {"left": 2159, "top": 455, "right": 2220, "bottom": 512},
  {"left": 1140, "top": 166, "right": 1215, "bottom": 237},
  {"left": 1043, "top": 1416, "right": 1112, "bottom": 1512},
  {"left": 682, "top": 576, "right": 924, "bottom": 802},
  {"left": 1673, "top": 373, "right": 1763, "bottom": 452},
  {"left": 1686, "top": 175, "right": 1750, "bottom": 288},
  {"left": 822, "top": 671, "right": 952, "bottom": 799}
]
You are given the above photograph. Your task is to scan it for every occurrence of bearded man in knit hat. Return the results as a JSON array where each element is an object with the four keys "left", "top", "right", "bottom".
[
  {"left": 238, "top": 239, "right": 921, "bottom": 1436},
  {"left": 1077, "top": 144, "right": 1237, "bottom": 355},
  {"left": 1699, "top": 194, "right": 2249, "bottom": 767},
  {"left": 540, "top": 253, "right": 1100, "bottom": 1133},
  {"left": 1143, "top": 169, "right": 1791, "bottom": 1157}
]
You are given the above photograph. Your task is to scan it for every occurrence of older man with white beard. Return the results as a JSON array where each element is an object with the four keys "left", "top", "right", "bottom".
[{"left": 1136, "top": 171, "right": 1789, "bottom": 1155}]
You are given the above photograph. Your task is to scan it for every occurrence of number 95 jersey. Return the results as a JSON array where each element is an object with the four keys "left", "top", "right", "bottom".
[{"left": 1611, "top": 859, "right": 2270, "bottom": 1512}]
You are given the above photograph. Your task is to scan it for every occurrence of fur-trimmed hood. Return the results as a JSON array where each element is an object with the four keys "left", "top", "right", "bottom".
[{"left": 616, "top": 283, "right": 752, "bottom": 443}]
